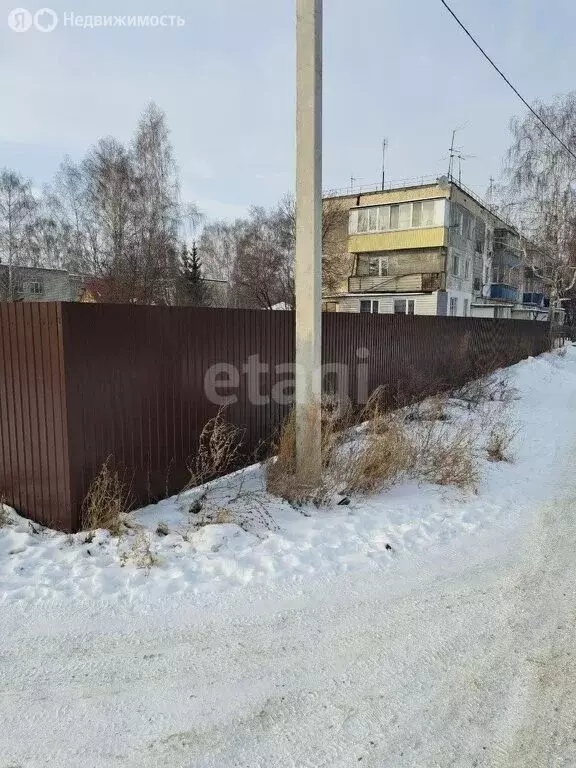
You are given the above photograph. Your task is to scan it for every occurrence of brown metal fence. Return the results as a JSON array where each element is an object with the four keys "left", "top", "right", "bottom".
[{"left": 0, "top": 303, "right": 550, "bottom": 531}]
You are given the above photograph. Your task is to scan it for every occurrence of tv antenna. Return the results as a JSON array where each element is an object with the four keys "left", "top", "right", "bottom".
[
  {"left": 455, "top": 151, "right": 475, "bottom": 185},
  {"left": 381, "top": 138, "right": 388, "bottom": 191},
  {"left": 447, "top": 123, "right": 468, "bottom": 180}
]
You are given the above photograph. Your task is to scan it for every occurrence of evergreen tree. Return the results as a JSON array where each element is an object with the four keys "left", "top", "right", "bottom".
[{"left": 180, "top": 242, "right": 209, "bottom": 306}]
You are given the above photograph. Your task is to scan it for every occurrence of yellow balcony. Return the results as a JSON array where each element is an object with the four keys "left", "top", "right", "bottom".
[{"left": 348, "top": 227, "right": 447, "bottom": 253}]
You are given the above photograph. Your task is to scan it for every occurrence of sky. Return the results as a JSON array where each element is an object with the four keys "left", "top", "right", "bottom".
[{"left": 1, "top": 0, "right": 576, "bottom": 224}]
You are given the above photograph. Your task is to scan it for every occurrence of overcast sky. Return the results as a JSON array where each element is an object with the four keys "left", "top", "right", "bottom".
[{"left": 1, "top": 0, "right": 576, "bottom": 222}]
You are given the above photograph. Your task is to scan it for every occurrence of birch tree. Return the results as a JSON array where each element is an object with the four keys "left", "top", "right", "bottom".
[{"left": 503, "top": 92, "right": 576, "bottom": 318}]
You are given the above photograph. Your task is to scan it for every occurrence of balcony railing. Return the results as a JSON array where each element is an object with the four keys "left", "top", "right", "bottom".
[
  {"left": 489, "top": 284, "right": 521, "bottom": 303},
  {"left": 523, "top": 292, "right": 550, "bottom": 307},
  {"left": 348, "top": 272, "right": 445, "bottom": 294}
]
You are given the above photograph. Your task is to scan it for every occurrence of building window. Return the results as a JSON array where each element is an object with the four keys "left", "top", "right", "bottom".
[
  {"left": 398, "top": 203, "right": 412, "bottom": 229},
  {"left": 27, "top": 281, "right": 43, "bottom": 296},
  {"left": 475, "top": 220, "right": 486, "bottom": 253},
  {"left": 357, "top": 209, "right": 369, "bottom": 233},
  {"left": 464, "top": 259, "right": 470, "bottom": 279},
  {"left": 450, "top": 204, "right": 463, "bottom": 235},
  {"left": 462, "top": 210, "right": 473, "bottom": 240},
  {"left": 394, "top": 299, "right": 406, "bottom": 314},
  {"left": 324, "top": 301, "right": 338, "bottom": 312},
  {"left": 393, "top": 299, "right": 415, "bottom": 315},
  {"left": 449, "top": 297, "right": 458, "bottom": 316},
  {"left": 349, "top": 200, "right": 441, "bottom": 235},
  {"left": 412, "top": 201, "right": 422, "bottom": 227},
  {"left": 378, "top": 206, "right": 390, "bottom": 231},
  {"left": 463, "top": 299, "right": 469, "bottom": 317},
  {"left": 360, "top": 300, "right": 379, "bottom": 313},
  {"left": 367, "top": 256, "right": 389, "bottom": 276},
  {"left": 368, "top": 207, "right": 378, "bottom": 231},
  {"left": 422, "top": 200, "right": 435, "bottom": 226},
  {"left": 451, "top": 254, "right": 460, "bottom": 276}
]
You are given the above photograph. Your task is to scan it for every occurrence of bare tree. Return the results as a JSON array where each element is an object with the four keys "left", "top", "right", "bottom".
[
  {"left": 321, "top": 195, "right": 352, "bottom": 295},
  {"left": 129, "top": 102, "right": 182, "bottom": 304},
  {"left": 41, "top": 103, "right": 198, "bottom": 304},
  {"left": 198, "top": 219, "right": 244, "bottom": 306},
  {"left": 0, "top": 169, "right": 37, "bottom": 299},
  {"left": 199, "top": 193, "right": 348, "bottom": 309},
  {"left": 502, "top": 92, "right": 576, "bottom": 320}
]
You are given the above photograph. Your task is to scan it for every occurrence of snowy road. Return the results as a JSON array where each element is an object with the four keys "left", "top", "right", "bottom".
[
  {"left": 3, "top": 470, "right": 576, "bottom": 767},
  {"left": 2, "top": 351, "right": 576, "bottom": 767}
]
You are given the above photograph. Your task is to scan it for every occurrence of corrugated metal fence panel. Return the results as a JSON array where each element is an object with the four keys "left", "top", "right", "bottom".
[
  {"left": 0, "top": 303, "right": 550, "bottom": 531},
  {"left": 61, "top": 304, "right": 294, "bottom": 529},
  {"left": 0, "top": 302, "right": 72, "bottom": 529},
  {"left": 322, "top": 314, "right": 549, "bottom": 409}
]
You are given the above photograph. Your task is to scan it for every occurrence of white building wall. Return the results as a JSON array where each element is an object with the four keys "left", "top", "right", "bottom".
[
  {"left": 333, "top": 293, "right": 440, "bottom": 315},
  {"left": 446, "top": 289, "right": 472, "bottom": 317}
]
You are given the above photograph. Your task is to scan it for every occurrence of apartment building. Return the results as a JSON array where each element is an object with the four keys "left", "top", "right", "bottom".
[{"left": 322, "top": 177, "right": 551, "bottom": 320}]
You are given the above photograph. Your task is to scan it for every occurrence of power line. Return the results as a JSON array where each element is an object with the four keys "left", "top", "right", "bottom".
[{"left": 438, "top": 0, "right": 576, "bottom": 165}]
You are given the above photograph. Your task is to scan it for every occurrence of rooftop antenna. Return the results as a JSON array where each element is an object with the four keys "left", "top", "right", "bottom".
[
  {"left": 381, "top": 138, "right": 388, "bottom": 191},
  {"left": 456, "top": 151, "right": 475, "bottom": 185},
  {"left": 448, "top": 129, "right": 457, "bottom": 179},
  {"left": 487, "top": 176, "right": 495, "bottom": 208},
  {"left": 447, "top": 123, "right": 468, "bottom": 181}
]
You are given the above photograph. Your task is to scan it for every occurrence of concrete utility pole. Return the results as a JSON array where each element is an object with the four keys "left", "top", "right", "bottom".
[{"left": 295, "top": 0, "right": 322, "bottom": 484}]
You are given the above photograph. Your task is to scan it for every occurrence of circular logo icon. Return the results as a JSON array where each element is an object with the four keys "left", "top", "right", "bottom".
[
  {"left": 34, "top": 7, "right": 58, "bottom": 32},
  {"left": 8, "top": 8, "right": 33, "bottom": 32}
]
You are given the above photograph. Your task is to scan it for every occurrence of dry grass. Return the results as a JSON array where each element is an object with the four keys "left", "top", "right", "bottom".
[
  {"left": 411, "top": 419, "right": 479, "bottom": 489},
  {"left": 267, "top": 399, "right": 413, "bottom": 503},
  {"left": 486, "top": 423, "right": 518, "bottom": 463},
  {"left": 156, "top": 521, "right": 169, "bottom": 537},
  {"left": 120, "top": 531, "right": 161, "bottom": 569},
  {"left": 186, "top": 408, "right": 245, "bottom": 489},
  {"left": 453, "top": 372, "right": 518, "bottom": 409},
  {"left": 266, "top": 404, "right": 346, "bottom": 505},
  {"left": 195, "top": 507, "right": 235, "bottom": 527},
  {"left": 267, "top": 387, "right": 482, "bottom": 504},
  {"left": 0, "top": 495, "right": 9, "bottom": 528},
  {"left": 405, "top": 395, "right": 449, "bottom": 423},
  {"left": 81, "top": 457, "right": 133, "bottom": 535},
  {"left": 341, "top": 412, "right": 414, "bottom": 494}
]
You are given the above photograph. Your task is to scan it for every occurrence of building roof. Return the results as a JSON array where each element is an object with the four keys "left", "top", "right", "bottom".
[{"left": 324, "top": 175, "right": 518, "bottom": 232}]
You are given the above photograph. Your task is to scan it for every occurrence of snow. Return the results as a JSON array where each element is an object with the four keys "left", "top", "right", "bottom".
[
  {"left": 1, "top": 347, "right": 576, "bottom": 767},
  {"left": 2, "top": 348, "right": 574, "bottom": 607}
]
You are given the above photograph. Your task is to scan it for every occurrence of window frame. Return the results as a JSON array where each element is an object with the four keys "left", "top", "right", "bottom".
[
  {"left": 393, "top": 299, "right": 407, "bottom": 315},
  {"left": 360, "top": 299, "right": 379, "bottom": 314},
  {"left": 451, "top": 253, "right": 460, "bottom": 277},
  {"left": 25, "top": 280, "right": 44, "bottom": 296},
  {"left": 349, "top": 199, "right": 441, "bottom": 235}
]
